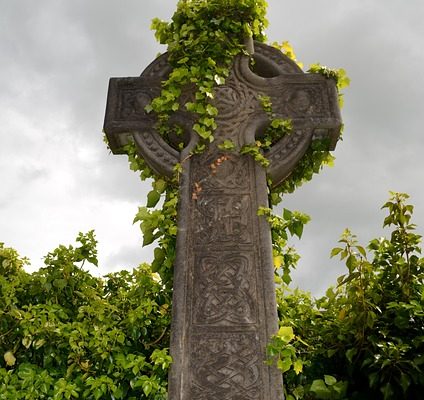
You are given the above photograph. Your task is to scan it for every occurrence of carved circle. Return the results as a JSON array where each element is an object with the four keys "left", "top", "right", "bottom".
[
  {"left": 288, "top": 90, "right": 311, "bottom": 113},
  {"left": 214, "top": 86, "right": 241, "bottom": 118}
]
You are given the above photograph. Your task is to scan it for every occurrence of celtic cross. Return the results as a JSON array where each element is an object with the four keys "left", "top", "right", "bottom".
[{"left": 104, "top": 41, "right": 342, "bottom": 400}]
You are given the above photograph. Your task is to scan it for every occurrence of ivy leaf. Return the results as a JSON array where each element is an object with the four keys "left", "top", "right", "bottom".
[
  {"left": 153, "top": 179, "right": 167, "bottom": 193},
  {"left": 273, "top": 255, "right": 283, "bottom": 268},
  {"left": 143, "top": 231, "right": 155, "bottom": 247},
  {"left": 278, "top": 326, "right": 295, "bottom": 342},
  {"left": 193, "top": 123, "right": 212, "bottom": 140},
  {"left": 22, "top": 336, "right": 32, "bottom": 349},
  {"left": 277, "top": 357, "right": 292, "bottom": 373},
  {"left": 310, "top": 379, "right": 332, "bottom": 398},
  {"left": 324, "top": 375, "right": 337, "bottom": 386},
  {"left": 4, "top": 351, "right": 16, "bottom": 366},
  {"left": 293, "top": 359, "right": 303, "bottom": 375},
  {"left": 214, "top": 74, "right": 225, "bottom": 85},
  {"left": 147, "top": 190, "right": 161, "bottom": 208}
]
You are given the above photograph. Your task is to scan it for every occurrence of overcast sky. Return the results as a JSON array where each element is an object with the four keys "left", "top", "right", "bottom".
[{"left": 1, "top": 0, "right": 423, "bottom": 296}]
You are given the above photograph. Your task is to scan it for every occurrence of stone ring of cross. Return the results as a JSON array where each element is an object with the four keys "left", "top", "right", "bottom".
[{"left": 104, "top": 40, "right": 341, "bottom": 187}]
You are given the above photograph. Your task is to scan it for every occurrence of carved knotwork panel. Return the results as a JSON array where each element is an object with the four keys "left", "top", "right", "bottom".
[
  {"left": 193, "top": 252, "right": 257, "bottom": 326},
  {"left": 213, "top": 81, "right": 257, "bottom": 123},
  {"left": 192, "top": 153, "right": 251, "bottom": 191},
  {"left": 193, "top": 194, "right": 252, "bottom": 244},
  {"left": 190, "top": 333, "right": 262, "bottom": 400}
]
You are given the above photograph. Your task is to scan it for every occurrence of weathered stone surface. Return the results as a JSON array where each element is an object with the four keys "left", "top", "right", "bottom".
[{"left": 104, "top": 41, "right": 342, "bottom": 400}]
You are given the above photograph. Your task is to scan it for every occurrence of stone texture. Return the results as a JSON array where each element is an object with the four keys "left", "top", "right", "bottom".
[{"left": 104, "top": 41, "right": 342, "bottom": 400}]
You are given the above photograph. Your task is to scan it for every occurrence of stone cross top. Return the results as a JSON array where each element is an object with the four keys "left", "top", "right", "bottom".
[{"left": 104, "top": 41, "right": 342, "bottom": 400}]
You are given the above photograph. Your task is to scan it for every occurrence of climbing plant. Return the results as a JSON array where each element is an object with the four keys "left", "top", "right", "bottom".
[
  {"left": 268, "top": 192, "right": 424, "bottom": 400},
  {"left": 127, "top": 0, "right": 350, "bottom": 291},
  {"left": 0, "top": 233, "right": 172, "bottom": 399},
  {"left": 12, "top": 1, "right": 419, "bottom": 400},
  {"left": 2, "top": 194, "right": 422, "bottom": 399}
]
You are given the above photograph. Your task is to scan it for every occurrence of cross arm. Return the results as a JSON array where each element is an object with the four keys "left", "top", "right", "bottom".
[
  {"left": 256, "top": 73, "right": 341, "bottom": 148},
  {"left": 103, "top": 77, "right": 179, "bottom": 178},
  {"left": 237, "top": 56, "right": 342, "bottom": 187},
  {"left": 264, "top": 73, "right": 341, "bottom": 187}
]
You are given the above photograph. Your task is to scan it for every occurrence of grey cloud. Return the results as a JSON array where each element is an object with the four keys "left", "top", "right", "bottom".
[{"left": 102, "top": 243, "right": 154, "bottom": 274}]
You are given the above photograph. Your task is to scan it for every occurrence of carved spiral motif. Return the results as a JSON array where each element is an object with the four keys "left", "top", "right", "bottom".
[{"left": 214, "top": 79, "right": 257, "bottom": 122}]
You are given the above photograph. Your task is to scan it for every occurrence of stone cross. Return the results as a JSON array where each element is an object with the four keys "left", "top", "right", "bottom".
[{"left": 104, "top": 41, "right": 341, "bottom": 400}]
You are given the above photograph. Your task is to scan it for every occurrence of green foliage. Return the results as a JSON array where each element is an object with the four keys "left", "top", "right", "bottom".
[
  {"left": 0, "top": 1, "right": 372, "bottom": 399},
  {"left": 0, "top": 233, "right": 172, "bottom": 399},
  {"left": 240, "top": 142, "right": 270, "bottom": 168},
  {"left": 141, "top": 0, "right": 349, "bottom": 206},
  {"left": 149, "top": 0, "right": 268, "bottom": 150},
  {"left": 122, "top": 3, "right": 349, "bottom": 302},
  {"left": 258, "top": 207, "right": 310, "bottom": 285},
  {"left": 109, "top": 2, "right": 349, "bottom": 285},
  {"left": 271, "top": 192, "right": 424, "bottom": 399},
  {"left": 257, "top": 94, "right": 294, "bottom": 151}
]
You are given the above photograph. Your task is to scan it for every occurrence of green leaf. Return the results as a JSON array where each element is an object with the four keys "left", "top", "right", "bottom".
[
  {"left": 153, "top": 179, "right": 167, "bottom": 193},
  {"left": 34, "top": 339, "right": 46, "bottom": 349},
  {"left": 293, "top": 222, "right": 304, "bottom": 239},
  {"left": 330, "top": 247, "right": 343, "bottom": 258},
  {"left": 293, "top": 359, "right": 303, "bottom": 375},
  {"left": 277, "top": 357, "right": 292, "bottom": 373},
  {"left": 345, "top": 347, "right": 357, "bottom": 363},
  {"left": 171, "top": 102, "right": 180, "bottom": 111},
  {"left": 277, "top": 326, "right": 295, "bottom": 342},
  {"left": 22, "top": 336, "right": 32, "bottom": 349},
  {"left": 218, "top": 139, "right": 235, "bottom": 150},
  {"left": 399, "top": 372, "right": 411, "bottom": 393},
  {"left": 356, "top": 245, "right": 367, "bottom": 257},
  {"left": 53, "top": 278, "right": 67, "bottom": 289},
  {"left": 309, "top": 379, "right": 331, "bottom": 399},
  {"left": 143, "top": 230, "right": 155, "bottom": 246},
  {"left": 324, "top": 375, "right": 337, "bottom": 386},
  {"left": 4, "top": 351, "right": 16, "bottom": 366},
  {"left": 142, "top": 380, "right": 152, "bottom": 396},
  {"left": 283, "top": 208, "right": 292, "bottom": 220},
  {"left": 381, "top": 382, "right": 394, "bottom": 399},
  {"left": 147, "top": 190, "right": 161, "bottom": 208}
]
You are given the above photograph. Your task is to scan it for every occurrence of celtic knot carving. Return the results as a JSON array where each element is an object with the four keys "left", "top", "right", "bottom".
[
  {"left": 192, "top": 153, "right": 250, "bottom": 191},
  {"left": 193, "top": 253, "right": 257, "bottom": 326},
  {"left": 213, "top": 81, "right": 257, "bottom": 122},
  {"left": 193, "top": 194, "right": 252, "bottom": 244},
  {"left": 190, "top": 333, "right": 262, "bottom": 400}
]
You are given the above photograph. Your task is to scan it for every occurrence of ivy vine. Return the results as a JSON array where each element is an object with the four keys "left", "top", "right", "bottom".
[{"left": 122, "top": 0, "right": 349, "bottom": 287}]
